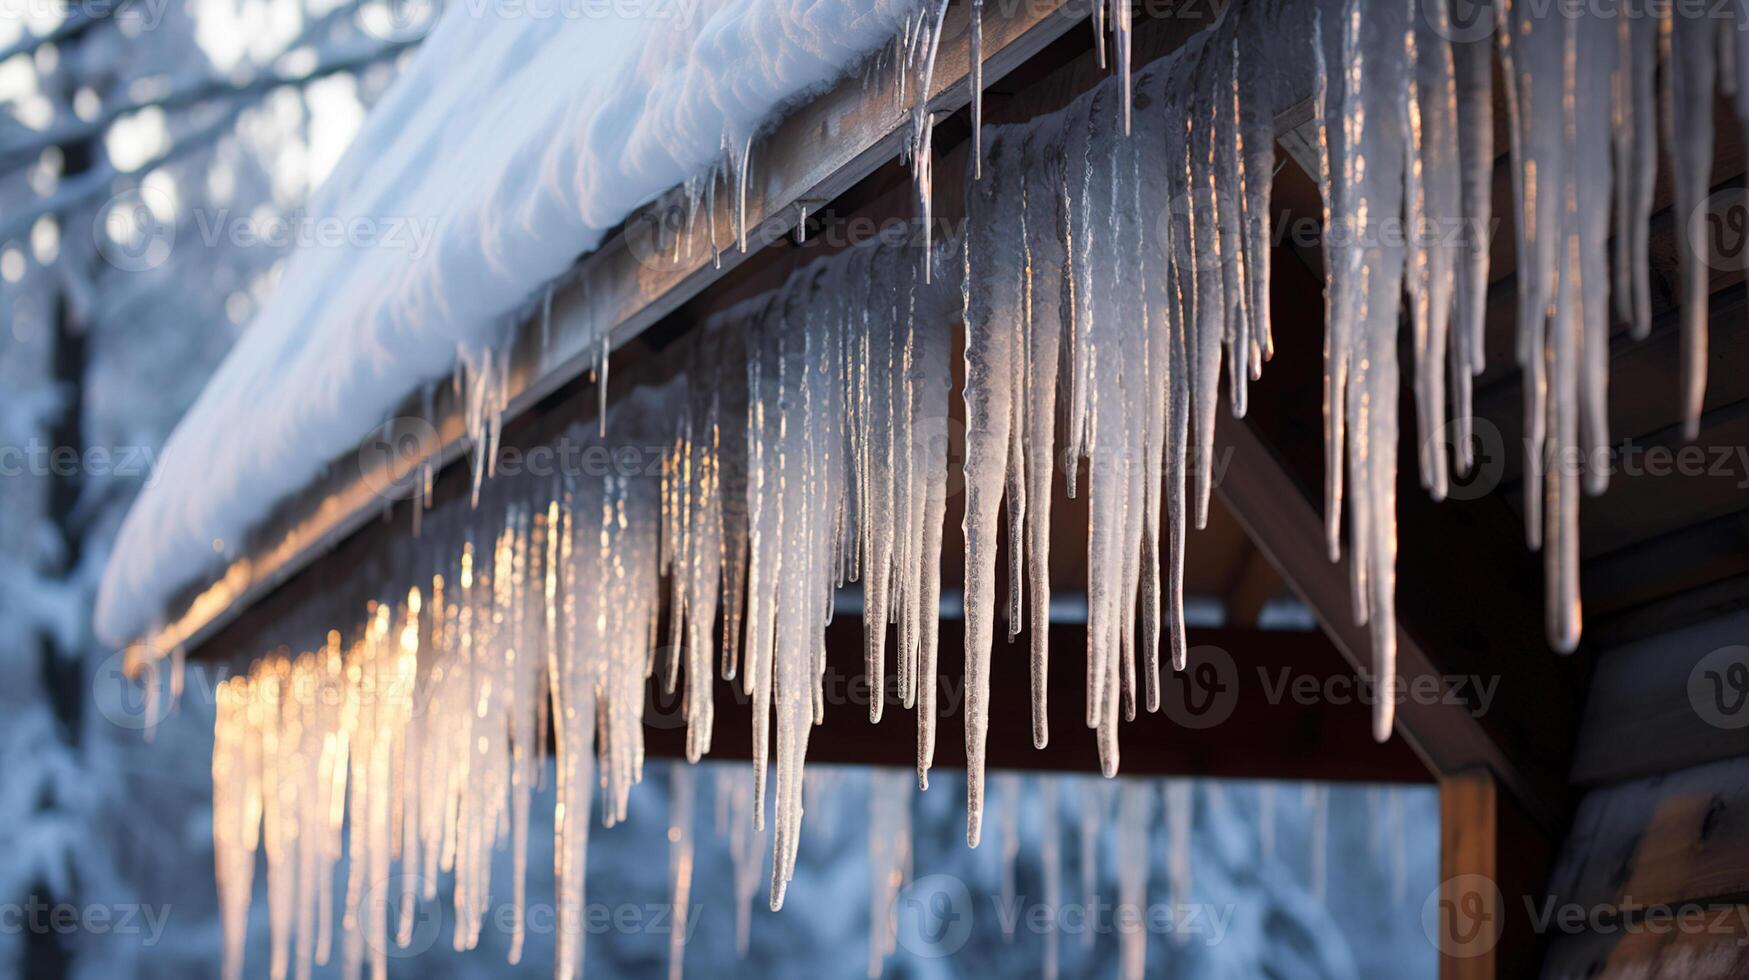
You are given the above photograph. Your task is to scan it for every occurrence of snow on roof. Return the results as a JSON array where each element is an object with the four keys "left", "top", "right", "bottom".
[{"left": 94, "top": 0, "right": 925, "bottom": 647}]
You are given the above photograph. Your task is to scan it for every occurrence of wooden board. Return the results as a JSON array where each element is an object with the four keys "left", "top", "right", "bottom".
[
  {"left": 1543, "top": 756, "right": 1749, "bottom": 978},
  {"left": 1571, "top": 610, "right": 1749, "bottom": 785},
  {"left": 1435, "top": 769, "right": 1555, "bottom": 980}
]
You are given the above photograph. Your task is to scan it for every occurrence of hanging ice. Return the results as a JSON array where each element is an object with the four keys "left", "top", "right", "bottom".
[{"left": 866, "top": 769, "right": 914, "bottom": 978}]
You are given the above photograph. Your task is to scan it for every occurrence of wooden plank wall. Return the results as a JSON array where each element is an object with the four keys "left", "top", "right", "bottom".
[{"left": 1542, "top": 614, "right": 1749, "bottom": 978}]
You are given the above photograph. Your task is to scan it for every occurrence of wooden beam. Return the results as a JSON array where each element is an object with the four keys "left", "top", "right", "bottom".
[
  {"left": 1221, "top": 549, "right": 1283, "bottom": 629},
  {"left": 1569, "top": 610, "right": 1749, "bottom": 786},
  {"left": 640, "top": 617, "right": 1430, "bottom": 783},
  {"left": 1435, "top": 769, "right": 1553, "bottom": 979}
]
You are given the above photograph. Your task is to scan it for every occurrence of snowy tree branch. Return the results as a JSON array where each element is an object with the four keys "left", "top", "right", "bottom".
[
  {"left": 0, "top": 35, "right": 405, "bottom": 172},
  {"left": 0, "top": 40, "right": 411, "bottom": 243},
  {"left": 0, "top": 5, "right": 115, "bottom": 68}
]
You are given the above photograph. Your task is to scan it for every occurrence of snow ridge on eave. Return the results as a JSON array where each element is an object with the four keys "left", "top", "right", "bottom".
[{"left": 93, "top": 0, "right": 932, "bottom": 649}]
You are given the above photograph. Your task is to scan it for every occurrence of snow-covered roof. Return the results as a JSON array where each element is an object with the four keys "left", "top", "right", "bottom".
[{"left": 94, "top": 0, "right": 926, "bottom": 646}]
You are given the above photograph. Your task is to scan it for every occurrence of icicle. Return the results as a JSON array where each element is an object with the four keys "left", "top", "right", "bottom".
[
  {"left": 734, "top": 134, "right": 755, "bottom": 254},
  {"left": 716, "top": 766, "right": 766, "bottom": 956},
  {"left": 1388, "top": 786, "right": 1407, "bottom": 904},
  {"left": 1453, "top": 10, "right": 1493, "bottom": 456},
  {"left": 1114, "top": 0, "right": 1131, "bottom": 134},
  {"left": 667, "top": 765, "right": 696, "bottom": 980},
  {"left": 1307, "top": 783, "right": 1328, "bottom": 901},
  {"left": 1077, "top": 778, "right": 1106, "bottom": 951},
  {"left": 960, "top": 128, "right": 1020, "bottom": 845},
  {"left": 996, "top": 773, "right": 1020, "bottom": 942},
  {"left": 1669, "top": 8, "right": 1716, "bottom": 441},
  {"left": 540, "top": 286, "right": 554, "bottom": 355},
  {"left": 867, "top": 769, "right": 913, "bottom": 978},
  {"left": 1115, "top": 782, "right": 1150, "bottom": 980},
  {"left": 1615, "top": 11, "right": 1656, "bottom": 343},
  {"left": 1408, "top": 0, "right": 1460, "bottom": 502},
  {"left": 211, "top": 8, "right": 1749, "bottom": 972},
  {"left": 1258, "top": 782, "right": 1276, "bottom": 858},
  {"left": 1091, "top": 0, "right": 1106, "bottom": 69},
  {"left": 214, "top": 677, "right": 260, "bottom": 980},
  {"left": 970, "top": 0, "right": 984, "bottom": 179},
  {"left": 597, "top": 336, "right": 611, "bottom": 437},
  {"left": 1040, "top": 779, "right": 1061, "bottom": 979},
  {"left": 909, "top": 0, "right": 952, "bottom": 281},
  {"left": 1164, "top": 779, "right": 1192, "bottom": 944},
  {"left": 1021, "top": 128, "right": 1064, "bottom": 745}
]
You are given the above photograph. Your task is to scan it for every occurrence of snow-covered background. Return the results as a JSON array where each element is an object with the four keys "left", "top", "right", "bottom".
[{"left": 0, "top": 0, "right": 1438, "bottom": 976}]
